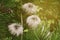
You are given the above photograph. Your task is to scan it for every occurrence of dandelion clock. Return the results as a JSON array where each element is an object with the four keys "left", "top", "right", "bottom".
[
  {"left": 26, "top": 15, "right": 41, "bottom": 29},
  {"left": 8, "top": 23, "right": 23, "bottom": 36},
  {"left": 22, "top": 3, "right": 39, "bottom": 14}
]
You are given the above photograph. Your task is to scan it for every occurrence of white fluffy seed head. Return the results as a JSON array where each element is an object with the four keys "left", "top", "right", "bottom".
[
  {"left": 26, "top": 15, "right": 41, "bottom": 29},
  {"left": 22, "top": 3, "right": 39, "bottom": 14},
  {"left": 8, "top": 23, "right": 23, "bottom": 36}
]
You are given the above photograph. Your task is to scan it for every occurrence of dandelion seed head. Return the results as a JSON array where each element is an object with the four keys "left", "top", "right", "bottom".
[
  {"left": 22, "top": 3, "right": 39, "bottom": 14},
  {"left": 8, "top": 23, "right": 23, "bottom": 36},
  {"left": 26, "top": 15, "right": 41, "bottom": 28}
]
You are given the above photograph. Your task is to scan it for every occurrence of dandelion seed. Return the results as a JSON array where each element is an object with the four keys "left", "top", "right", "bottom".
[
  {"left": 26, "top": 15, "right": 41, "bottom": 28},
  {"left": 8, "top": 23, "right": 23, "bottom": 36},
  {"left": 22, "top": 3, "right": 39, "bottom": 14}
]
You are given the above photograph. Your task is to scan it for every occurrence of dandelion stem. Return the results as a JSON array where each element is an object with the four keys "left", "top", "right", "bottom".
[
  {"left": 19, "top": 0, "right": 23, "bottom": 40},
  {"left": 21, "top": 13, "right": 23, "bottom": 40}
]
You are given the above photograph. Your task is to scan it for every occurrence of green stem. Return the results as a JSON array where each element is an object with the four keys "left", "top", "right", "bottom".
[
  {"left": 21, "top": 13, "right": 23, "bottom": 40},
  {"left": 21, "top": 34, "right": 23, "bottom": 40},
  {"left": 19, "top": 0, "right": 23, "bottom": 40},
  {"left": 21, "top": 13, "right": 23, "bottom": 26}
]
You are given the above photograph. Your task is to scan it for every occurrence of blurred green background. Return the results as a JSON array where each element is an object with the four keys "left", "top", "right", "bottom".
[{"left": 0, "top": 0, "right": 60, "bottom": 40}]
